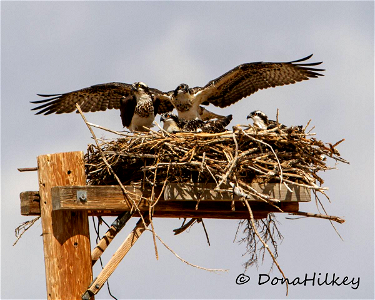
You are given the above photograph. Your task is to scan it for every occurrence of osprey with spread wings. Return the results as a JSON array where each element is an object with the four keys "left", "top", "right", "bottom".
[{"left": 31, "top": 54, "right": 324, "bottom": 131}]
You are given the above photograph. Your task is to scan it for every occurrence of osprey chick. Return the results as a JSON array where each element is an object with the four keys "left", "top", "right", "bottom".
[
  {"left": 247, "top": 110, "right": 303, "bottom": 132},
  {"left": 247, "top": 110, "right": 277, "bottom": 129},
  {"left": 160, "top": 113, "right": 232, "bottom": 134}
]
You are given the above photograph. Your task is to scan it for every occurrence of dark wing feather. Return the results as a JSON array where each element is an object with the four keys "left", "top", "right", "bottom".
[
  {"left": 31, "top": 82, "right": 133, "bottom": 115},
  {"left": 149, "top": 88, "right": 174, "bottom": 113},
  {"left": 120, "top": 96, "right": 136, "bottom": 128},
  {"left": 202, "top": 54, "right": 325, "bottom": 108}
]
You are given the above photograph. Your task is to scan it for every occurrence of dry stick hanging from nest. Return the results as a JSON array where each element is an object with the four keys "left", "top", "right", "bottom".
[
  {"left": 312, "top": 189, "right": 344, "bottom": 240},
  {"left": 287, "top": 211, "right": 345, "bottom": 224},
  {"left": 148, "top": 155, "right": 160, "bottom": 260},
  {"left": 13, "top": 216, "right": 41, "bottom": 246},
  {"left": 76, "top": 104, "right": 227, "bottom": 273}
]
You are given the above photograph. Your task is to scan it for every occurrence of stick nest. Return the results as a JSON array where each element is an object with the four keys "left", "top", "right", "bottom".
[
  {"left": 85, "top": 124, "right": 348, "bottom": 192},
  {"left": 82, "top": 119, "right": 348, "bottom": 275}
]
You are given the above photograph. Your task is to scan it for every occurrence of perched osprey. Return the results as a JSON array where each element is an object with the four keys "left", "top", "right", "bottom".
[
  {"left": 160, "top": 113, "right": 232, "bottom": 134},
  {"left": 31, "top": 82, "right": 174, "bottom": 132},
  {"left": 247, "top": 110, "right": 278, "bottom": 129},
  {"left": 247, "top": 110, "right": 303, "bottom": 132},
  {"left": 170, "top": 54, "right": 324, "bottom": 120}
]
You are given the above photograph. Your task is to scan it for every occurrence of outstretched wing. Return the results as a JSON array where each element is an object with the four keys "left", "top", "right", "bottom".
[
  {"left": 149, "top": 88, "right": 174, "bottom": 114},
  {"left": 200, "top": 54, "right": 325, "bottom": 108},
  {"left": 31, "top": 82, "right": 133, "bottom": 115}
]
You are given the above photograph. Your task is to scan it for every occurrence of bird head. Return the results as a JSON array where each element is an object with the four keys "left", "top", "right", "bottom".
[
  {"left": 173, "top": 83, "right": 190, "bottom": 96},
  {"left": 132, "top": 82, "right": 149, "bottom": 93},
  {"left": 160, "top": 112, "right": 179, "bottom": 122},
  {"left": 160, "top": 113, "right": 181, "bottom": 133},
  {"left": 247, "top": 110, "right": 269, "bottom": 129}
]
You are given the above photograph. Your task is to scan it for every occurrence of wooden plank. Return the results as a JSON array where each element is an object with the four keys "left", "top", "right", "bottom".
[
  {"left": 51, "top": 182, "right": 309, "bottom": 211},
  {"left": 19, "top": 201, "right": 298, "bottom": 218},
  {"left": 20, "top": 191, "right": 40, "bottom": 215},
  {"left": 91, "top": 211, "right": 133, "bottom": 266},
  {"left": 164, "top": 183, "right": 310, "bottom": 202},
  {"left": 82, "top": 215, "right": 150, "bottom": 299},
  {"left": 37, "top": 152, "right": 92, "bottom": 300},
  {"left": 21, "top": 182, "right": 305, "bottom": 217},
  {"left": 52, "top": 187, "right": 300, "bottom": 213},
  {"left": 51, "top": 185, "right": 142, "bottom": 211}
]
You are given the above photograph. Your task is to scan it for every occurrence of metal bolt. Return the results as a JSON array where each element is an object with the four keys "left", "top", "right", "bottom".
[{"left": 77, "top": 190, "right": 87, "bottom": 203}]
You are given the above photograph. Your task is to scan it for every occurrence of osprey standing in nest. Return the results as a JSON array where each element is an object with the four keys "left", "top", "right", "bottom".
[
  {"left": 170, "top": 54, "right": 324, "bottom": 120},
  {"left": 31, "top": 82, "right": 222, "bottom": 130},
  {"left": 31, "top": 82, "right": 174, "bottom": 132}
]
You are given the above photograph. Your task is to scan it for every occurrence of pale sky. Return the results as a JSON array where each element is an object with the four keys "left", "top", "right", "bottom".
[{"left": 1, "top": 1, "right": 374, "bottom": 299}]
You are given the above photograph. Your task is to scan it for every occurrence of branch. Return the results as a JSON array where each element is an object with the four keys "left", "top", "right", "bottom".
[{"left": 286, "top": 211, "right": 345, "bottom": 224}]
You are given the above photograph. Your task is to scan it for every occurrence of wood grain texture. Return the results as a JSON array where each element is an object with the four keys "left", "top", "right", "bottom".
[
  {"left": 21, "top": 182, "right": 306, "bottom": 218},
  {"left": 20, "top": 191, "right": 40, "bottom": 215},
  {"left": 164, "top": 182, "right": 310, "bottom": 202},
  {"left": 37, "top": 152, "right": 92, "bottom": 300}
]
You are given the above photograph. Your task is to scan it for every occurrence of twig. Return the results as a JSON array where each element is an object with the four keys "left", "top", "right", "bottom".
[
  {"left": 87, "top": 122, "right": 129, "bottom": 136},
  {"left": 240, "top": 128, "right": 283, "bottom": 185},
  {"left": 150, "top": 229, "right": 227, "bottom": 273},
  {"left": 200, "top": 219, "right": 211, "bottom": 246},
  {"left": 149, "top": 155, "right": 160, "bottom": 260},
  {"left": 215, "top": 131, "right": 239, "bottom": 189},
  {"left": 173, "top": 218, "right": 197, "bottom": 235},
  {"left": 13, "top": 217, "right": 40, "bottom": 246},
  {"left": 287, "top": 211, "right": 345, "bottom": 224},
  {"left": 17, "top": 167, "right": 38, "bottom": 172},
  {"left": 313, "top": 190, "right": 344, "bottom": 240}
]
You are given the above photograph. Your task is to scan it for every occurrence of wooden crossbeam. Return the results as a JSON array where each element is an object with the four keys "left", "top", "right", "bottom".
[
  {"left": 164, "top": 182, "right": 310, "bottom": 202},
  {"left": 20, "top": 182, "right": 307, "bottom": 219}
]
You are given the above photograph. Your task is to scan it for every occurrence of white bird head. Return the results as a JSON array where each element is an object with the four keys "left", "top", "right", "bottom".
[
  {"left": 247, "top": 110, "right": 269, "bottom": 129},
  {"left": 132, "top": 82, "right": 149, "bottom": 93},
  {"left": 160, "top": 113, "right": 181, "bottom": 133},
  {"left": 174, "top": 83, "right": 190, "bottom": 96}
]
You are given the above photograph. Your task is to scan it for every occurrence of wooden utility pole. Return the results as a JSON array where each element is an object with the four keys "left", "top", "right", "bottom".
[{"left": 37, "top": 152, "right": 92, "bottom": 300}]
